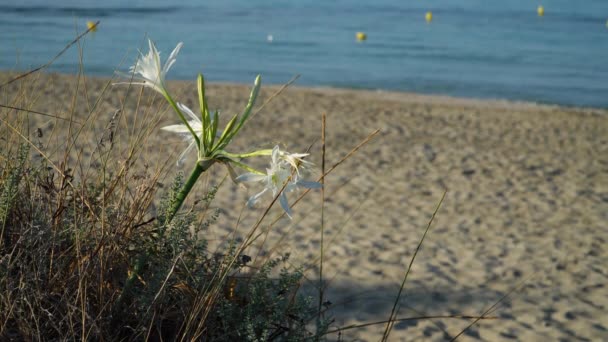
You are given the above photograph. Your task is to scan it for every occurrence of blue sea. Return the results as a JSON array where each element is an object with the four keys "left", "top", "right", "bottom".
[{"left": 1, "top": 0, "right": 608, "bottom": 108}]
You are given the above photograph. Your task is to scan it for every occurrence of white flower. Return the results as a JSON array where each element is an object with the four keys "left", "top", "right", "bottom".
[
  {"left": 279, "top": 150, "right": 313, "bottom": 175},
  {"left": 236, "top": 146, "right": 321, "bottom": 218},
  {"left": 161, "top": 103, "right": 203, "bottom": 165},
  {"left": 116, "top": 39, "right": 183, "bottom": 96}
]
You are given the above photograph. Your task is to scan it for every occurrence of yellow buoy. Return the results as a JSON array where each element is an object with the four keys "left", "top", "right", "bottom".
[
  {"left": 537, "top": 5, "right": 544, "bottom": 17},
  {"left": 425, "top": 11, "right": 433, "bottom": 23},
  {"left": 86, "top": 21, "right": 98, "bottom": 32},
  {"left": 356, "top": 32, "right": 367, "bottom": 41}
]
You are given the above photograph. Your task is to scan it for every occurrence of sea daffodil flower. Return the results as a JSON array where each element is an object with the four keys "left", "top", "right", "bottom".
[
  {"left": 161, "top": 102, "right": 206, "bottom": 166},
  {"left": 236, "top": 146, "right": 321, "bottom": 218},
  {"left": 115, "top": 38, "right": 280, "bottom": 310},
  {"left": 115, "top": 39, "right": 182, "bottom": 97},
  {"left": 279, "top": 150, "right": 313, "bottom": 175}
]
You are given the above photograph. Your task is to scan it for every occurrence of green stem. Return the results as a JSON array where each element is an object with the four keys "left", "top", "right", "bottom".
[
  {"left": 166, "top": 159, "right": 214, "bottom": 222},
  {"left": 114, "top": 159, "right": 214, "bottom": 312}
]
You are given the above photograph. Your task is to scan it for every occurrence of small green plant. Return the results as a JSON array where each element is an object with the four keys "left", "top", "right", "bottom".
[
  {"left": 1, "top": 31, "right": 492, "bottom": 342},
  {"left": 0, "top": 127, "right": 326, "bottom": 340},
  {"left": 115, "top": 39, "right": 321, "bottom": 220},
  {"left": 113, "top": 38, "right": 322, "bottom": 315},
  {"left": 0, "top": 36, "right": 327, "bottom": 341},
  {"left": 0, "top": 143, "right": 28, "bottom": 230}
]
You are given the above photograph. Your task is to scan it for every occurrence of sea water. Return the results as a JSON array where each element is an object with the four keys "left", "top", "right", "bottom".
[{"left": 1, "top": 0, "right": 607, "bottom": 107}]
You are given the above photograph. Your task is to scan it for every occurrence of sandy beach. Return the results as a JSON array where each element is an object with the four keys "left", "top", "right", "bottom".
[{"left": 1, "top": 71, "right": 607, "bottom": 341}]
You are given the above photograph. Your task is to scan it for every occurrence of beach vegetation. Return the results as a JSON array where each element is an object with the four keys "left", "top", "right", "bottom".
[{"left": 0, "top": 29, "right": 495, "bottom": 341}]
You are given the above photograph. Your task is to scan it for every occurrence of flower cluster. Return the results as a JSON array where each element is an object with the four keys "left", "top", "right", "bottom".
[
  {"left": 115, "top": 39, "right": 182, "bottom": 97},
  {"left": 116, "top": 39, "right": 320, "bottom": 218},
  {"left": 237, "top": 146, "right": 321, "bottom": 218}
]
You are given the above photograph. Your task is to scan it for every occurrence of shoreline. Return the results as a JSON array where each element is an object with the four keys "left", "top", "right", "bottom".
[{"left": 2, "top": 70, "right": 607, "bottom": 114}]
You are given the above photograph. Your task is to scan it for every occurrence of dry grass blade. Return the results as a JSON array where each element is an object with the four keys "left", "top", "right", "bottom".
[
  {"left": 260, "top": 170, "right": 369, "bottom": 275},
  {"left": 324, "top": 314, "right": 498, "bottom": 336},
  {"left": 317, "top": 128, "right": 380, "bottom": 183},
  {"left": 245, "top": 128, "right": 381, "bottom": 250},
  {"left": 0, "top": 104, "right": 82, "bottom": 124},
  {"left": 317, "top": 112, "right": 327, "bottom": 320},
  {"left": 250, "top": 74, "right": 300, "bottom": 119},
  {"left": 449, "top": 272, "right": 537, "bottom": 341},
  {"left": 0, "top": 21, "right": 100, "bottom": 89},
  {"left": 0, "top": 116, "right": 100, "bottom": 222},
  {"left": 250, "top": 140, "right": 317, "bottom": 265},
  {"left": 381, "top": 189, "right": 447, "bottom": 341}
]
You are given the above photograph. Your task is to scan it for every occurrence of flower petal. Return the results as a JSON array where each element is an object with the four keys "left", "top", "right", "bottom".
[
  {"left": 236, "top": 173, "right": 267, "bottom": 183},
  {"left": 176, "top": 141, "right": 196, "bottom": 166},
  {"left": 162, "top": 42, "right": 183, "bottom": 74},
  {"left": 115, "top": 38, "right": 181, "bottom": 97},
  {"left": 149, "top": 39, "right": 161, "bottom": 74},
  {"left": 177, "top": 102, "right": 201, "bottom": 123},
  {"left": 297, "top": 180, "right": 323, "bottom": 189},
  {"left": 279, "top": 193, "right": 293, "bottom": 219},
  {"left": 247, "top": 188, "right": 268, "bottom": 207},
  {"left": 161, "top": 124, "right": 192, "bottom": 134},
  {"left": 271, "top": 145, "right": 280, "bottom": 165}
]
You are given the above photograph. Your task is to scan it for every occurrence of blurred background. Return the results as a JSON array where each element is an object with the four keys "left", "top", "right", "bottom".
[{"left": 1, "top": 0, "right": 607, "bottom": 107}]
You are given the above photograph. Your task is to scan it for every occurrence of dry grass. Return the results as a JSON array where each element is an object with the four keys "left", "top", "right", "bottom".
[
  {"left": 0, "top": 31, "right": 500, "bottom": 341},
  {"left": 0, "top": 65, "right": 324, "bottom": 340}
]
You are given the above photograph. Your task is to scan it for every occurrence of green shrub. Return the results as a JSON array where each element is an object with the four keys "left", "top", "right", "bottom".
[{"left": 0, "top": 113, "right": 326, "bottom": 342}]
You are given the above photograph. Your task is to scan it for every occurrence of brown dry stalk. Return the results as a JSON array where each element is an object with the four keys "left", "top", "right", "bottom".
[
  {"left": 245, "top": 128, "right": 381, "bottom": 250},
  {"left": 324, "top": 314, "right": 498, "bottom": 336},
  {"left": 0, "top": 21, "right": 100, "bottom": 89},
  {"left": 381, "top": 190, "right": 447, "bottom": 341}
]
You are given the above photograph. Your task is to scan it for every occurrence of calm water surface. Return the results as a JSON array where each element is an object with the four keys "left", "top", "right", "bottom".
[{"left": 1, "top": 0, "right": 607, "bottom": 107}]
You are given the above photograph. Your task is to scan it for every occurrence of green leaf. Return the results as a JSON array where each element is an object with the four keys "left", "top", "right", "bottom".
[
  {"left": 225, "top": 75, "right": 261, "bottom": 142},
  {"left": 197, "top": 74, "right": 210, "bottom": 145},
  {"left": 213, "top": 113, "right": 239, "bottom": 151},
  {"left": 217, "top": 155, "right": 265, "bottom": 175},
  {"left": 197, "top": 74, "right": 210, "bottom": 119},
  {"left": 208, "top": 110, "right": 220, "bottom": 149}
]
